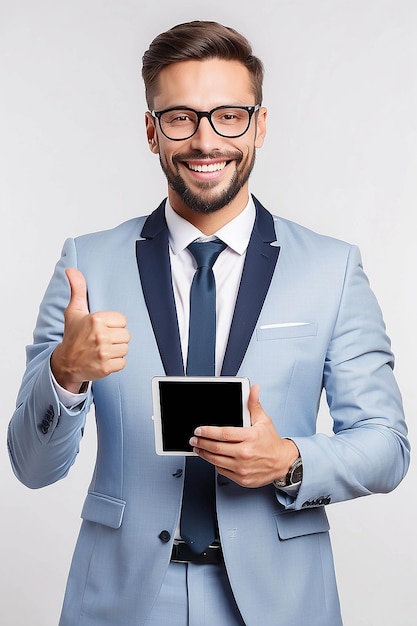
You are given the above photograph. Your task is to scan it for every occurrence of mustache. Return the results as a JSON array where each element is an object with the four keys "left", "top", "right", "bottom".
[{"left": 172, "top": 149, "right": 243, "bottom": 165}]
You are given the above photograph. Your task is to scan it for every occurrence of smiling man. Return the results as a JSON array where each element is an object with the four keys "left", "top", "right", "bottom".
[
  {"left": 8, "top": 20, "right": 409, "bottom": 626},
  {"left": 146, "top": 58, "right": 264, "bottom": 222}
]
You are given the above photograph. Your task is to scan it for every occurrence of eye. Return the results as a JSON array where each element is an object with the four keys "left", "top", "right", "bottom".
[
  {"left": 172, "top": 114, "right": 192, "bottom": 122},
  {"left": 163, "top": 110, "right": 196, "bottom": 126},
  {"left": 221, "top": 112, "right": 238, "bottom": 121},
  {"left": 214, "top": 108, "right": 247, "bottom": 125}
]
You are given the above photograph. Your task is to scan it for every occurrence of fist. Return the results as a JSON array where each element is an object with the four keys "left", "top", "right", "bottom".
[{"left": 50, "top": 268, "right": 130, "bottom": 393}]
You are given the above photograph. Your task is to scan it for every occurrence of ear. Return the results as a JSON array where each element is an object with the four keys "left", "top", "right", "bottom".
[
  {"left": 145, "top": 112, "right": 160, "bottom": 154},
  {"left": 254, "top": 106, "right": 267, "bottom": 149}
]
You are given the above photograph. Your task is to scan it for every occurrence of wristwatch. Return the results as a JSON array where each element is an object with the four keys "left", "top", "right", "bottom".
[{"left": 273, "top": 456, "right": 303, "bottom": 489}]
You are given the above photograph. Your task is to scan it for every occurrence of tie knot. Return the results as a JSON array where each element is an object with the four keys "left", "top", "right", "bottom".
[{"left": 187, "top": 239, "right": 227, "bottom": 269}]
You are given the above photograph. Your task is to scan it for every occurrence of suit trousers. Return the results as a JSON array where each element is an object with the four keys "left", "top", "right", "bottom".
[{"left": 144, "top": 561, "right": 245, "bottom": 626}]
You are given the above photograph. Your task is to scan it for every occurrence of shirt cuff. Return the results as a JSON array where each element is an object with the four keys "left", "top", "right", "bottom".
[
  {"left": 276, "top": 481, "right": 301, "bottom": 496},
  {"left": 51, "top": 369, "right": 91, "bottom": 410}
]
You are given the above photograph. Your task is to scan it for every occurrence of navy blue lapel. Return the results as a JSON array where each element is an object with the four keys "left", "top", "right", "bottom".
[
  {"left": 136, "top": 197, "right": 280, "bottom": 377},
  {"left": 221, "top": 196, "right": 280, "bottom": 376},
  {"left": 136, "top": 201, "right": 185, "bottom": 376}
]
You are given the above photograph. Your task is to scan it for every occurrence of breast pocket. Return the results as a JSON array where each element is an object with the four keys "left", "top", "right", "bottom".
[{"left": 256, "top": 322, "right": 318, "bottom": 341}]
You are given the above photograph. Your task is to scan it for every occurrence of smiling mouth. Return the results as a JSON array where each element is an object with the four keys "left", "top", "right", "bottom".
[{"left": 186, "top": 161, "right": 228, "bottom": 173}]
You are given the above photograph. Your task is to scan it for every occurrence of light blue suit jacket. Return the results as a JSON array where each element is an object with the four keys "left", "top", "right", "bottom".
[{"left": 8, "top": 197, "right": 410, "bottom": 625}]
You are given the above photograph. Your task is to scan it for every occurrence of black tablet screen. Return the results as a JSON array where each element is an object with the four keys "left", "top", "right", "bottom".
[{"left": 158, "top": 380, "right": 244, "bottom": 452}]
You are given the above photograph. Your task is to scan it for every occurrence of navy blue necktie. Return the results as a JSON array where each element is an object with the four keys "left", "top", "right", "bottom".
[{"left": 180, "top": 239, "right": 227, "bottom": 554}]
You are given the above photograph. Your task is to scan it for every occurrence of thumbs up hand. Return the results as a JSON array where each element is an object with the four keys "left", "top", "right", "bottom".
[{"left": 50, "top": 268, "right": 130, "bottom": 393}]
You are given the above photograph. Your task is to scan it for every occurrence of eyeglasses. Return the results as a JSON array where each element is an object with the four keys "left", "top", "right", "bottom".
[{"left": 151, "top": 105, "right": 260, "bottom": 141}]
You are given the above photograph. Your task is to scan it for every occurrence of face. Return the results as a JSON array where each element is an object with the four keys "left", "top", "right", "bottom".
[{"left": 146, "top": 58, "right": 266, "bottom": 220}]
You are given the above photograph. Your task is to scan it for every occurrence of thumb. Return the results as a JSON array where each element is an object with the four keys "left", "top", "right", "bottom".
[
  {"left": 65, "top": 268, "right": 89, "bottom": 315},
  {"left": 248, "top": 384, "right": 265, "bottom": 425}
]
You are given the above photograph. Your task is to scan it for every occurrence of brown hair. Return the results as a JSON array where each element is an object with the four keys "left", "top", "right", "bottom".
[{"left": 142, "top": 20, "right": 264, "bottom": 108}]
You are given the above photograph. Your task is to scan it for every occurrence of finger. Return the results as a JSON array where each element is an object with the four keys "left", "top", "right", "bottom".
[
  {"left": 193, "top": 424, "right": 247, "bottom": 443},
  {"left": 86, "top": 311, "right": 130, "bottom": 332},
  {"left": 107, "top": 342, "right": 129, "bottom": 359},
  {"left": 190, "top": 435, "right": 234, "bottom": 455},
  {"left": 107, "top": 313, "right": 128, "bottom": 329},
  {"left": 89, "top": 311, "right": 128, "bottom": 330},
  {"left": 96, "top": 357, "right": 126, "bottom": 380},
  {"left": 65, "top": 268, "right": 89, "bottom": 315},
  {"left": 109, "top": 356, "right": 128, "bottom": 371},
  {"left": 108, "top": 327, "right": 130, "bottom": 344},
  {"left": 194, "top": 445, "right": 237, "bottom": 471}
]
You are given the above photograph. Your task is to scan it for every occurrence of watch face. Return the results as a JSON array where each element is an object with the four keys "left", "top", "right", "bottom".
[{"left": 290, "top": 460, "right": 303, "bottom": 484}]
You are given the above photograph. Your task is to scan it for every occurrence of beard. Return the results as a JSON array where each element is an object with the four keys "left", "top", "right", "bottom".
[{"left": 159, "top": 149, "right": 256, "bottom": 214}]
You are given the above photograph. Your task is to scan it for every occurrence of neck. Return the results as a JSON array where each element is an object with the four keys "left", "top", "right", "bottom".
[{"left": 169, "top": 189, "right": 250, "bottom": 235}]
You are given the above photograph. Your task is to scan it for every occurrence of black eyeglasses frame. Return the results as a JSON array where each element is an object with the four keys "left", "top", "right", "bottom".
[{"left": 151, "top": 104, "right": 261, "bottom": 141}]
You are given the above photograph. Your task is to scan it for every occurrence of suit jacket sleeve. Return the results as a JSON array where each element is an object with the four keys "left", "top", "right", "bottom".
[
  {"left": 278, "top": 244, "right": 410, "bottom": 510},
  {"left": 7, "top": 238, "right": 93, "bottom": 488}
]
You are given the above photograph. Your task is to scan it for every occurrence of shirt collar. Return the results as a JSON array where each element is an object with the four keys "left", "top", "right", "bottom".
[{"left": 165, "top": 196, "right": 256, "bottom": 256}]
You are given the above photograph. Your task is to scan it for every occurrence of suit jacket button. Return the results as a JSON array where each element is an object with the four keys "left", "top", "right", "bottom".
[{"left": 159, "top": 530, "right": 171, "bottom": 543}]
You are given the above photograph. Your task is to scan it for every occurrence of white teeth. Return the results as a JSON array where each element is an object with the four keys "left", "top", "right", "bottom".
[{"left": 187, "top": 161, "right": 227, "bottom": 172}]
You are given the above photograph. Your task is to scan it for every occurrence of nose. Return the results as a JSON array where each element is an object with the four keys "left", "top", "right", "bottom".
[{"left": 190, "top": 116, "right": 221, "bottom": 152}]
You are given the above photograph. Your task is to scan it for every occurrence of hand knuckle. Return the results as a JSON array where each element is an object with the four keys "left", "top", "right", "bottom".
[
  {"left": 239, "top": 445, "right": 252, "bottom": 461},
  {"left": 220, "top": 428, "right": 231, "bottom": 441},
  {"left": 97, "top": 346, "right": 108, "bottom": 360}
]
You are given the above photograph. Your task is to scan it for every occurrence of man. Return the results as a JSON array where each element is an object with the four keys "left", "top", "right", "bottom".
[{"left": 7, "top": 20, "right": 410, "bottom": 626}]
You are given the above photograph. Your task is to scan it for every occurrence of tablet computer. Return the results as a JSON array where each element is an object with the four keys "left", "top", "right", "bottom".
[{"left": 152, "top": 376, "right": 251, "bottom": 456}]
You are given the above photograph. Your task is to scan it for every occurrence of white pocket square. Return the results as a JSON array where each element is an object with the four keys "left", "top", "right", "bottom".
[
  {"left": 256, "top": 322, "right": 317, "bottom": 341},
  {"left": 259, "top": 322, "right": 309, "bottom": 329}
]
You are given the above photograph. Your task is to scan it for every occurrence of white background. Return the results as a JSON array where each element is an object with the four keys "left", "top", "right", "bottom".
[{"left": 1, "top": 1, "right": 416, "bottom": 624}]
